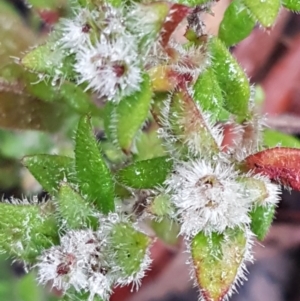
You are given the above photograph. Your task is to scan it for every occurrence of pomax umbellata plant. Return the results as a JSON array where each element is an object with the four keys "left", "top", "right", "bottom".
[{"left": 1, "top": 0, "right": 300, "bottom": 301}]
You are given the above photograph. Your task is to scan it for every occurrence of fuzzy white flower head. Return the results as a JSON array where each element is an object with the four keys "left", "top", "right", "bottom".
[
  {"left": 59, "top": 8, "right": 97, "bottom": 50},
  {"left": 36, "top": 229, "right": 112, "bottom": 300},
  {"left": 165, "top": 159, "right": 253, "bottom": 236},
  {"left": 75, "top": 36, "right": 142, "bottom": 102}
]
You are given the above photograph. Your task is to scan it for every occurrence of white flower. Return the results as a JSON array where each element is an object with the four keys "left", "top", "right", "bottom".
[
  {"left": 36, "top": 229, "right": 112, "bottom": 300},
  {"left": 59, "top": 8, "right": 97, "bottom": 50},
  {"left": 74, "top": 36, "right": 142, "bottom": 101},
  {"left": 165, "top": 160, "right": 253, "bottom": 236}
]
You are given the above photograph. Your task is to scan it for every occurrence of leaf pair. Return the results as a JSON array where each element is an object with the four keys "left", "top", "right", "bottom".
[{"left": 23, "top": 116, "right": 115, "bottom": 214}]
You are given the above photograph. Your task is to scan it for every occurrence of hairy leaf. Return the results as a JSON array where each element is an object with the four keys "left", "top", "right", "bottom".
[
  {"left": 282, "top": 0, "right": 300, "bottom": 11},
  {"left": 0, "top": 202, "right": 58, "bottom": 261},
  {"left": 219, "top": 0, "right": 255, "bottom": 46},
  {"left": 250, "top": 205, "right": 275, "bottom": 240},
  {"left": 243, "top": 0, "right": 280, "bottom": 27},
  {"left": 75, "top": 115, "right": 115, "bottom": 213},
  {"left": 104, "top": 74, "right": 152, "bottom": 153},
  {"left": 210, "top": 37, "right": 250, "bottom": 118},
  {"left": 168, "top": 86, "right": 220, "bottom": 156},
  {"left": 22, "top": 155, "right": 76, "bottom": 193},
  {"left": 21, "top": 42, "right": 75, "bottom": 79},
  {"left": 193, "top": 67, "right": 224, "bottom": 121},
  {"left": 57, "top": 183, "right": 97, "bottom": 230},
  {"left": 109, "top": 222, "right": 151, "bottom": 278},
  {"left": 244, "top": 147, "right": 300, "bottom": 190},
  {"left": 191, "top": 228, "right": 249, "bottom": 301},
  {"left": 116, "top": 156, "right": 173, "bottom": 189}
]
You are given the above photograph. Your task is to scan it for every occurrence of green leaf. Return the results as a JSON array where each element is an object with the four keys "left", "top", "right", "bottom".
[
  {"left": 25, "top": 0, "right": 67, "bottom": 9},
  {"left": 104, "top": 74, "right": 152, "bottom": 153},
  {"left": 219, "top": 0, "right": 255, "bottom": 46},
  {"left": 263, "top": 129, "right": 300, "bottom": 148},
  {"left": 178, "top": 0, "right": 211, "bottom": 5},
  {"left": 0, "top": 202, "right": 58, "bottom": 261},
  {"left": 21, "top": 43, "right": 75, "bottom": 80},
  {"left": 75, "top": 115, "right": 115, "bottom": 213},
  {"left": 109, "top": 222, "right": 151, "bottom": 278},
  {"left": 168, "top": 87, "right": 220, "bottom": 156},
  {"left": 243, "top": 0, "right": 280, "bottom": 27},
  {"left": 193, "top": 67, "right": 224, "bottom": 121},
  {"left": 25, "top": 73, "right": 102, "bottom": 115},
  {"left": 116, "top": 156, "right": 173, "bottom": 189},
  {"left": 250, "top": 204, "right": 275, "bottom": 240},
  {"left": 191, "top": 228, "right": 249, "bottom": 301},
  {"left": 210, "top": 37, "right": 250, "bottom": 118},
  {"left": 22, "top": 155, "right": 76, "bottom": 193},
  {"left": 282, "top": 0, "right": 300, "bottom": 11},
  {"left": 57, "top": 183, "right": 97, "bottom": 230}
]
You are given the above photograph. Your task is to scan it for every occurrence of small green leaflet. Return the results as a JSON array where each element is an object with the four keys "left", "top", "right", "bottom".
[{"left": 219, "top": 0, "right": 255, "bottom": 46}]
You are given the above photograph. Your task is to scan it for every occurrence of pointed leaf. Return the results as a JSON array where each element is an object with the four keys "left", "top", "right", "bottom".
[
  {"left": 244, "top": 147, "right": 300, "bottom": 190},
  {"left": 168, "top": 86, "right": 220, "bottom": 156},
  {"left": 282, "top": 0, "right": 300, "bottom": 11},
  {"left": 22, "top": 155, "right": 76, "bottom": 193},
  {"left": 116, "top": 156, "right": 173, "bottom": 189},
  {"left": 191, "top": 228, "right": 249, "bottom": 301},
  {"left": 250, "top": 204, "right": 275, "bottom": 240},
  {"left": 104, "top": 74, "right": 152, "bottom": 153},
  {"left": 243, "top": 0, "right": 280, "bottom": 27},
  {"left": 210, "top": 37, "right": 250, "bottom": 118},
  {"left": 57, "top": 183, "right": 97, "bottom": 230},
  {"left": 193, "top": 67, "right": 224, "bottom": 121},
  {"left": 219, "top": 0, "right": 255, "bottom": 46},
  {"left": 0, "top": 201, "right": 58, "bottom": 261},
  {"left": 21, "top": 42, "right": 75, "bottom": 80},
  {"left": 75, "top": 115, "right": 115, "bottom": 213}
]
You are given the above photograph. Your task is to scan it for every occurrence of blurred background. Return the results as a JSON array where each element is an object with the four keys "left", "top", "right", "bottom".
[{"left": 1, "top": 0, "right": 300, "bottom": 300}]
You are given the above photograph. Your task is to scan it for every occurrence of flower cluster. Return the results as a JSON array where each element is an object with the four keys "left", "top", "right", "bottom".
[{"left": 36, "top": 213, "right": 152, "bottom": 301}]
